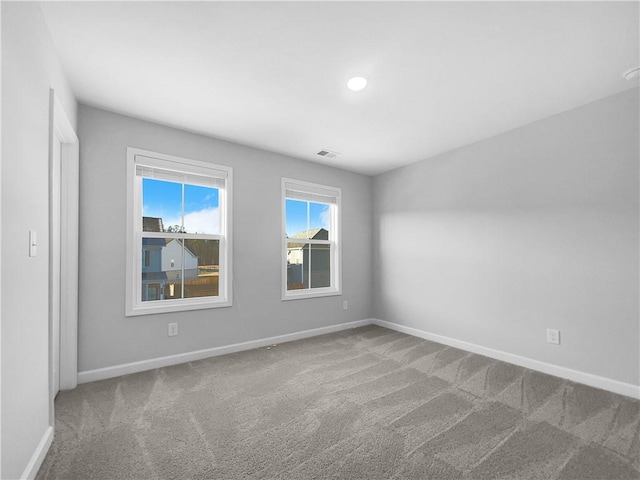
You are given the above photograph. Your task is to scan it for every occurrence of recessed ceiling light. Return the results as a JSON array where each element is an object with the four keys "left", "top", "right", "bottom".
[
  {"left": 623, "top": 67, "right": 640, "bottom": 81},
  {"left": 347, "top": 76, "right": 368, "bottom": 92}
]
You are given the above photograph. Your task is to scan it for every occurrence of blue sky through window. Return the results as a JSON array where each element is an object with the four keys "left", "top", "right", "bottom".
[
  {"left": 286, "top": 199, "right": 330, "bottom": 238},
  {"left": 143, "top": 178, "right": 220, "bottom": 233}
]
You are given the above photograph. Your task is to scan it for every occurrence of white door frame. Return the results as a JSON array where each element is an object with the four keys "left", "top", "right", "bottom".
[
  {"left": 48, "top": 90, "right": 79, "bottom": 420},
  {"left": 51, "top": 133, "right": 62, "bottom": 397}
]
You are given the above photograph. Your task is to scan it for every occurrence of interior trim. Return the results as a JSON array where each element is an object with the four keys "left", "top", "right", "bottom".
[
  {"left": 373, "top": 318, "right": 640, "bottom": 400},
  {"left": 20, "top": 426, "right": 53, "bottom": 480},
  {"left": 78, "top": 318, "right": 374, "bottom": 384}
]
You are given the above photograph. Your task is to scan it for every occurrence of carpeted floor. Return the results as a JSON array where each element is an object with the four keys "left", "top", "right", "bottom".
[{"left": 37, "top": 325, "right": 639, "bottom": 480}]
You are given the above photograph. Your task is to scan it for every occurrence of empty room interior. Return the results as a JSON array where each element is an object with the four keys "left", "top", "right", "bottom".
[{"left": 2, "top": 1, "right": 639, "bottom": 479}]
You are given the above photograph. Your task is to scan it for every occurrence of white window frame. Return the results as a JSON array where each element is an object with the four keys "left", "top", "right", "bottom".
[
  {"left": 126, "top": 148, "right": 233, "bottom": 316},
  {"left": 282, "top": 177, "right": 342, "bottom": 300}
]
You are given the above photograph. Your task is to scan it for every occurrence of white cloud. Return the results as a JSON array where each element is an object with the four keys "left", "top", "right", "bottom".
[
  {"left": 319, "top": 205, "right": 330, "bottom": 230},
  {"left": 163, "top": 207, "right": 220, "bottom": 234}
]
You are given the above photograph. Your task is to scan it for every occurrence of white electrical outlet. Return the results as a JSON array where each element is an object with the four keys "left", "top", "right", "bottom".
[
  {"left": 547, "top": 328, "right": 560, "bottom": 345},
  {"left": 343, "top": 300, "right": 349, "bottom": 310},
  {"left": 168, "top": 322, "right": 178, "bottom": 337}
]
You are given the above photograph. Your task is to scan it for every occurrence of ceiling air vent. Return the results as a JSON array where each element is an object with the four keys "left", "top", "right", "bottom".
[{"left": 317, "top": 149, "right": 339, "bottom": 159}]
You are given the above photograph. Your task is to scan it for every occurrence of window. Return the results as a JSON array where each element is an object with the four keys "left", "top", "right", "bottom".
[
  {"left": 126, "top": 148, "right": 232, "bottom": 315},
  {"left": 282, "top": 178, "right": 341, "bottom": 300}
]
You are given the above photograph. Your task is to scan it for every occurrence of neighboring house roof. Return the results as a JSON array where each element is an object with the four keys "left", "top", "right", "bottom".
[
  {"left": 166, "top": 238, "right": 198, "bottom": 259},
  {"left": 290, "top": 228, "right": 328, "bottom": 240},
  {"left": 141, "top": 238, "right": 199, "bottom": 260},
  {"left": 142, "top": 237, "right": 166, "bottom": 246},
  {"left": 143, "top": 216, "right": 164, "bottom": 232},
  {"left": 288, "top": 228, "right": 329, "bottom": 249}
]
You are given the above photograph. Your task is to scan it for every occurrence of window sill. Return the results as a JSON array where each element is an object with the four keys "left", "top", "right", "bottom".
[
  {"left": 126, "top": 298, "right": 232, "bottom": 316},
  {"left": 282, "top": 288, "right": 342, "bottom": 301}
]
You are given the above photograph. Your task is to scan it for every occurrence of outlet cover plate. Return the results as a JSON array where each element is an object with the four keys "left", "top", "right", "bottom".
[
  {"left": 547, "top": 328, "right": 560, "bottom": 345},
  {"left": 168, "top": 322, "right": 178, "bottom": 337}
]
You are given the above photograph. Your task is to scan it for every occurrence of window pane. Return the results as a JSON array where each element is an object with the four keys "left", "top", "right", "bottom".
[
  {"left": 287, "top": 241, "right": 309, "bottom": 290},
  {"left": 309, "top": 202, "right": 330, "bottom": 240},
  {"left": 286, "top": 199, "right": 307, "bottom": 238},
  {"left": 183, "top": 239, "right": 220, "bottom": 298},
  {"left": 141, "top": 237, "right": 183, "bottom": 301},
  {"left": 183, "top": 184, "right": 220, "bottom": 234},
  {"left": 310, "top": 244, "right": 331, "bottom": 288},
  {"left": 142, "top": 178, "right": 182, "bottom": 233}
]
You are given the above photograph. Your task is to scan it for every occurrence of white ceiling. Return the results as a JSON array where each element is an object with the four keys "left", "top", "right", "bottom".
[{"left": 41, "top": 1, "right": 639, "bottom": 175}]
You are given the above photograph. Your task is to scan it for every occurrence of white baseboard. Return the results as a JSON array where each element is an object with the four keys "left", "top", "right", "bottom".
[
  {"left": 78, "top": 319, "right": 374, "bottom": 384},
  {"left": 20, "top": 426, "right": 53, "bottom": 480},
  {"left": 78, "top": 317, "right": 639, "bottom": 399},
  {"left": 372, "top": 319, "right": 640, "bottom": 400}
]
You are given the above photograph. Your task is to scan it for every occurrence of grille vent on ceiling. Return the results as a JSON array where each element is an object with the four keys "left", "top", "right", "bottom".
[{"left": 317, "top": 150, "right": 339, "bottom": 159}]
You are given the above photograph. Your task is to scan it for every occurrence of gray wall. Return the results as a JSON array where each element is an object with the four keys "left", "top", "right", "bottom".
[
  {"left": 373, "top": 88, "right": 639, "bottom": 386},
  {"left": 1, "top": 3, "right": 78, "bottom": 478},
  {"left": 78, "top": 106, "right": 373, "bottom": 372}
]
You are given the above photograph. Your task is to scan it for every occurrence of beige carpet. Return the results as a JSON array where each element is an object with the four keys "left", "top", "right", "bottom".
[{"left": 37, "top": 325, "right": 639, "bottom": 479}]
